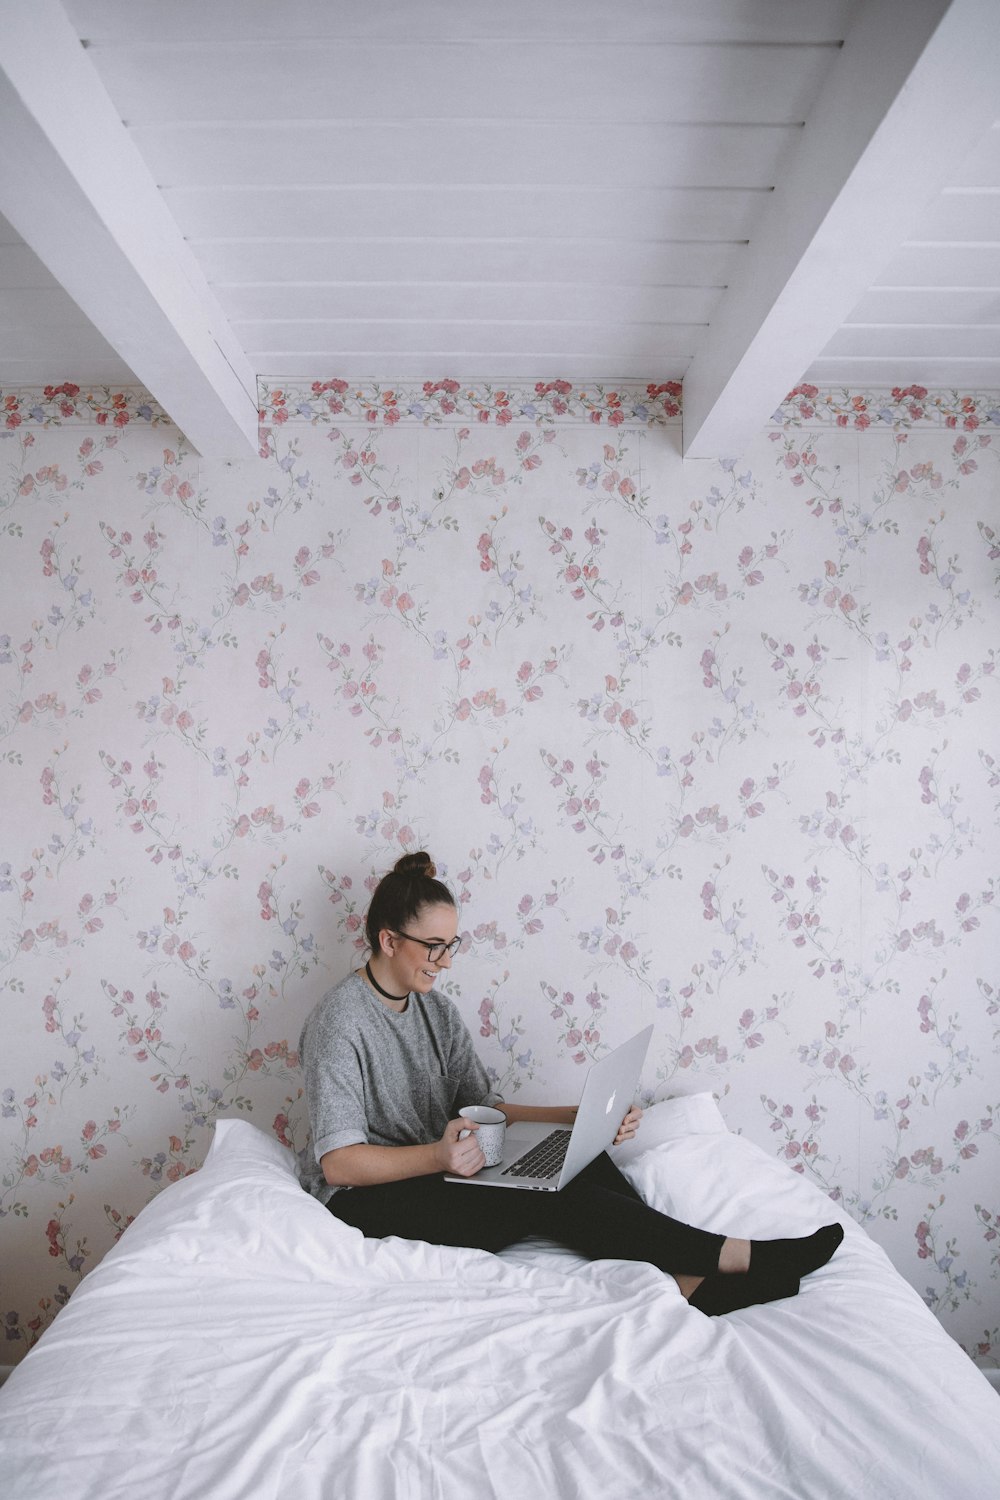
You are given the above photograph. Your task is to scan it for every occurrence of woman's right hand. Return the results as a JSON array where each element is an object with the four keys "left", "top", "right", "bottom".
[{"left": 436, "top": 1117, "right": 486, "bottom": 1176}]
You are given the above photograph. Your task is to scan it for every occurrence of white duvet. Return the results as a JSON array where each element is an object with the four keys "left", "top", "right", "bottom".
[{"left": 1, "top": 1094, "right": 998, "bottom": 1499}]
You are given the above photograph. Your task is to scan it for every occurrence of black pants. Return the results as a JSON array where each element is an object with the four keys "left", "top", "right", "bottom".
[{"left": 329, "top": 1151, "right": 726, "bottom": 1276}]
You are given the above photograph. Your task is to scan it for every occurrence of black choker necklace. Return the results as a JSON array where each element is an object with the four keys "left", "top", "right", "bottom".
[{"left": 365, "top": 961, "right": 410, "bottom": 1003}]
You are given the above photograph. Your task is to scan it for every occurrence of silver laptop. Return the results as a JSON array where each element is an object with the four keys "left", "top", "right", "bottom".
[{"left": 445, "top": 1025, "right": 652, "bottom": 1192}]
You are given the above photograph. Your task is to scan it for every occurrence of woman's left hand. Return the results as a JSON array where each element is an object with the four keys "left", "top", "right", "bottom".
[{"left": 613, "top": 1105, "right": 643, "bottom": 1146}]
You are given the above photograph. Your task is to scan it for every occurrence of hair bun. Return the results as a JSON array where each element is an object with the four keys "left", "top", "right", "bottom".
[{"left": 393, "top": 850, "right": 436, "bottom": 880}]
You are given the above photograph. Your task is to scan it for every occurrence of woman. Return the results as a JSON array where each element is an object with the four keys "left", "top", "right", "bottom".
[{"left": 300, "top": 852, "right": 843, "bottom": 1314}]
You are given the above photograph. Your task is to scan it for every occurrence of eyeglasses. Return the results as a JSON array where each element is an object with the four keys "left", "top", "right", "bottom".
[{"left": 394, "top": 931, "right": 462, "bottom": 964}]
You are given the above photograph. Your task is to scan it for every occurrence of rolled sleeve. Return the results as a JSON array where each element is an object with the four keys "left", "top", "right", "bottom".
[
  {"left": 313, "top": 1125, "right": 368, "bottom": 1163},
  {"left": 302, "top": 1022, "right": 369, "bottom": 1165}
]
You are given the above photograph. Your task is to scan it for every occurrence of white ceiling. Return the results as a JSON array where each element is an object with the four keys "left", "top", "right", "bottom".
[{"left": 0, "top": 0, "right": 998, "bottom": 457}]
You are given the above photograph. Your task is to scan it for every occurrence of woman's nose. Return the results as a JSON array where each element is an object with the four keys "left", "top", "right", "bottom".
[{"left": 437, "top": 948, "right": 453, "bottom": 968}]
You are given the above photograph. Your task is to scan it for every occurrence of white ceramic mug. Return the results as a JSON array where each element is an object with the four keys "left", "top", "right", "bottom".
[{"left": 458, "top": 1105, "right": 506, "bottom": 1167}]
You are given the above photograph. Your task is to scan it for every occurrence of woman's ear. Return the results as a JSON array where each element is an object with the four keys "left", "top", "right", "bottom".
[{"left": 376, "top": 927, "right": 396, "bottom": 957}]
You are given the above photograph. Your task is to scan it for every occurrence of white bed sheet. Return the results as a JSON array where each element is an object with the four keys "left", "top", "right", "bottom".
[{"left": 1, "top": 1096, "right": 998, "bottom": 1499}]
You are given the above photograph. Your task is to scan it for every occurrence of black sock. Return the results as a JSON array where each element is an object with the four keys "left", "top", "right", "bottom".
[
  {"left": 690, "top": 1270, "right": 800, "bottom": 1317},
  {"left": 748, "top": 1223, "right": 844, "bottom": 1281}
]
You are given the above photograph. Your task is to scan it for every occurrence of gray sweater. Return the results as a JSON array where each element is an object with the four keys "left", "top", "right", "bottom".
[{"left": 299, "top": 971, "right": 501, "bottom": 1203}]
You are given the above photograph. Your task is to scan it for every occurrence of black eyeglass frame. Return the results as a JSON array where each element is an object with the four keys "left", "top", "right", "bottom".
[{"left": 393, "top": 930, "right": 462, "bottom": 964}]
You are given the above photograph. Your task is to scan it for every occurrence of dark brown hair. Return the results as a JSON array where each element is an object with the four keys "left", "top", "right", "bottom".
[{"left": 364, "top": 851, "right": 455, "bottom": 952}]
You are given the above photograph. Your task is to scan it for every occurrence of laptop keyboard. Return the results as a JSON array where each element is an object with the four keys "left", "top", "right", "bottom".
[{"left": 501, "top": 1128, "right": 572, "bottom": 1180}]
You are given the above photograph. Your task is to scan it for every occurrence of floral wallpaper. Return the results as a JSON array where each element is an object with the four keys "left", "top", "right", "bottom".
[{"left": 1, "top": 378, "right": 998, "bottom": 1369}]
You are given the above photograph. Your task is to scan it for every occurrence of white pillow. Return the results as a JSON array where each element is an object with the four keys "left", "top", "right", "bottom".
[
  {"left": 202, "top": 1116, "right": 300, "bottom": 1179},
  {"left": 612, "top": 1093, "right": 856, "bottom": 1240},
  {"left": 610, "top": 1090, "right": 728, "bottom": 1169},
  {"left": 101, "top": 1117, "right": 363, "bottom": 1280}
]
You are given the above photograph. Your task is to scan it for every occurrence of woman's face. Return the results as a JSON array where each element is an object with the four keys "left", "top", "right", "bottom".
[{"left": 379, "top": 901, "right": 459, "bottom": 995}]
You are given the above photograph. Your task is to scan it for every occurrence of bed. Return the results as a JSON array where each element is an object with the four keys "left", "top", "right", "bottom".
[{"left": 1, "top": 1094, "right": 998, "bottom": 1499}]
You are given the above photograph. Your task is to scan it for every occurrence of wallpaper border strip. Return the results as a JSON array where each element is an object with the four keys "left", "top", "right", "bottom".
[
  {"left": 1, "top": 384, "right": 173, "bottom": 431},
  {"left": 776, "top": 384, "right": 1000, "bottom": 433},
  {"left": 256, "top": 379, "right": 683, "bottom": 428},
  {"left": 4, "top": 381, "right": 1000, "bottom": 435}
]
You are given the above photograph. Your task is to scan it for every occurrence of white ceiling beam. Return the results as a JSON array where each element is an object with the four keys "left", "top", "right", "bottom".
[
  {"left": 0, "top": 0, "right": 258, "bottom": 459},
  {"left": 682, "top": 0, "right": 1000, "bottom": 460}
]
